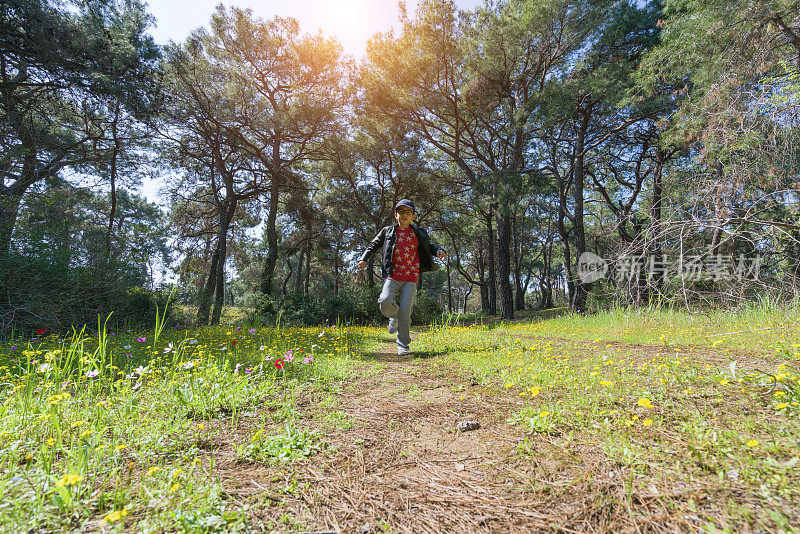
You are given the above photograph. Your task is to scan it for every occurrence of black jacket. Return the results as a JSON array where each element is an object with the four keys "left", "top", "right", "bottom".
[{"left": 358, "top": 225, "right": 444, "bottom": 279}]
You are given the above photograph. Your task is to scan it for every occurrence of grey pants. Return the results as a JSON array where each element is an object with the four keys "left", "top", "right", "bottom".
[{"left": 378, "top": 278, "right": 417, "bottom": 352}]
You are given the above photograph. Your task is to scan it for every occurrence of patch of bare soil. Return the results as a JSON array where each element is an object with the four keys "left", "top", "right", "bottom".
[{"left": 206, "top": 335, "right": 757, "bottom": 534}]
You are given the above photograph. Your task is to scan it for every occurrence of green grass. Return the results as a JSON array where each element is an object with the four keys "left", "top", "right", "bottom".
[
  {"left": 0, "top": 321, "right": 368, "bottom": 531},
  {"left": 491, "top": 302, "right": 800, "bottom": 356},
  {"left": 414, "top": 307, "right": 800, "bottom": 531},
  {"left": 2, "top": 304, "right": 799, "bottom": 531}
]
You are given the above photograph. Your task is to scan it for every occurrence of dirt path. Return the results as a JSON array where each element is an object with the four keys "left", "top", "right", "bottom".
[
  {"left": 218, "top": 336, "right": 642, "bottom": 533},
  {"left": 282, "top": 338, "right": 553, "bottom": 533}
]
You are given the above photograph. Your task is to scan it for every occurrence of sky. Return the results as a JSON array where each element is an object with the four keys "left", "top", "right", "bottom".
[{"left": 146, "top": 0, "right": 484, "bottom": 59}]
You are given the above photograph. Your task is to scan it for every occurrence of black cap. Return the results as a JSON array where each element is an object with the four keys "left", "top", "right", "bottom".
[{"left": 395, "top": 199, "right": 415, "bottom": 212}]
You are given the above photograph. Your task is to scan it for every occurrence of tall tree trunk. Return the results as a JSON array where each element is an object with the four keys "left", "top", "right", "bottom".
[
  {"left": 538, "top": 244, "right": 550, "bottom": 309},
  {"left": 295, "top": 246, "right": 305, "bottom": 293},
  {"left": 463, "top": 283, "right": 472, "bottom": 314},
  {"left": 651, "top": 149, "right": 665, "bottom": 295},
  {"left": 477, "top": 236, "right": 489, "bottom": 312},
  {"left": 486, "top": 212, "right": 497, "bottom": 315},
  {"left": 710, "top": 164, "right": 724, "bottom": 256},
  {"left": 545, "top": 238, "right": 554, "bottom": 308},
  {"left": 211, "top": 237, "right": 227, "bottom": 325},
  {"left": 333, "top": 241, "right": 340, "bottom": 297},
  {"left": 518, "top": 252, "right": 535, "bottom": 311},
  {"left": 197, "top": 238, "right": 220, "bottom": 325},
  {"left": 562, "top": 241, "right": 575, "bottom": 310},
  {"left": 446, "top": 258, "right": 453, "bottom": 314},
  {"left": 282, "top": 255, "right": 294, "bottom": 295},
  {"left": 496, "top": 211, "right": 514, "bottom": 319},
  {"left": 571, "top": 111, "right": 591, "bottom": 314},
  {"left": 304, "top": 245, "right": 311, "bottom": 295},
  {"left": 512, "top": 217, "right": 527, "bottom": 311},
  {"left": 105, "top": 102, "right": 121, "bottom": 259},
  {"left": 199, "top": 199, "right": 235, "bottom": 325},
  {"left": 260, "top": 170, "right": 280, "bottom": 297}
]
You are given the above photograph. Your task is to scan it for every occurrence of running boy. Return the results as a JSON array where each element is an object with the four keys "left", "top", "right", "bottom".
[{"left": 357, "top": 199, "right": 447, "bottom": 355}]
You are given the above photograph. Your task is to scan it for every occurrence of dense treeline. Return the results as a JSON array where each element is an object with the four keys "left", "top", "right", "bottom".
[{"left": 2, "top": 0, "right": 800, "bottom": 333}]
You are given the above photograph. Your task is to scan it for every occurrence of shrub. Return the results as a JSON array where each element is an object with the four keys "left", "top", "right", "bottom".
[
  {"left": 411, "top": 290, "right": 444, "bottom": 325},
  {"left": 0, "top": 253, "right": 175, "bottom": 336},
  {"left": 248, "top": 284, "right": 442, "bottom": 327}
]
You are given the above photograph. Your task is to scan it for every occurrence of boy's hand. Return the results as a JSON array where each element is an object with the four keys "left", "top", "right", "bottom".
[
  {"left": 437, "top": 250, "right": 447, "bottom": 261},
  {"left": 357, "top": 260, "right": 366, "bottom": 270}
]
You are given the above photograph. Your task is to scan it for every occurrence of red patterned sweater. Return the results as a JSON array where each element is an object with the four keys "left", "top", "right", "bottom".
[{"left": 389, "top": 227, "right": 419, "bottom": 283}]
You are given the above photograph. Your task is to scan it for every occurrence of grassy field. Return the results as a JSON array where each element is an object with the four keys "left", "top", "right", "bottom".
[
  {"left": 0, "top": 305, "right": 798, "bottom": 532},
  {"left": 416, "top": 306, "right": 800, "bottom": 531}
]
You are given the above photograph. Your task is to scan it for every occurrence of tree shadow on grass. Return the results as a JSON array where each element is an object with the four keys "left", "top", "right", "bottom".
[
  {"left": 411, "top": 350, "right": 446, "bottom": 359},
  {"left": 360, "top": 349, "right": 448, "bottom": 363}
]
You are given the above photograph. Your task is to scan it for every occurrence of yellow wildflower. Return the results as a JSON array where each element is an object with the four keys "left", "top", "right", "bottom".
[
  {"left": 103, "top": 509, "right": 129, "bottom": 523},
  {"left": 55, "top": 473, "right": 83, "bottom": 487}
]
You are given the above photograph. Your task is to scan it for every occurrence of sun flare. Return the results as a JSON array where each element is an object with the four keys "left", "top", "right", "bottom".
[{"left": 313, "top": 0, "right": 375, "bottom": 54}]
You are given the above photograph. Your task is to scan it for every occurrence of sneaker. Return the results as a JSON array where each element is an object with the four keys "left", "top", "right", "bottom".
[
  {"left": 388, "top": 318, "right": 398, "bottom": 334},
  {"left": 398, "top": 348, "right": 412, "bottom": 356}
]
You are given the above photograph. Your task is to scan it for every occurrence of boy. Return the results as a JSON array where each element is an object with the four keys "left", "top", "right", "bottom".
[{"left": 357, "top": 199, "right": 446, "bottom": 355}]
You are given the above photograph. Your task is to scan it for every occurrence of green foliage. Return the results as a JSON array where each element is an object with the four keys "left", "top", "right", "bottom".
[
  {"left": 1, "top": 184, "right": 170, "bottom": 335},
  {"left": 0, "top": 0, "right": 162, "bottom": 255},
  {"left": 0, "top": 253, "right": 176, "bottom": 336},
  {"left": 252, "top": 291, "right": 378, "bottom": 327},
  {"left": 238, "top": 425, "right": 322, "bottom": 465},
  {"left": 410, "top": 289, "right": 445, "bottom": 325},
  {"left": 251, "top": 284, "right": 444, "bottom": 327}
]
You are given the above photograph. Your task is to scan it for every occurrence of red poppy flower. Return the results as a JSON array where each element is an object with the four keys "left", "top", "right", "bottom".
[
  {"left": 231, "top": 340, "right": 238, "bottom": 345},
  {"left": 274, "top": 359, "right": 284, "bottom": 370},
  {"left": 35, "top": 328, "right": 47, "bottom": 335}
]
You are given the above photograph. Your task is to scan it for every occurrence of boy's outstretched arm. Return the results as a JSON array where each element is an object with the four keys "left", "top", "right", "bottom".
[
  {"left": 429, "top": 236, "right": 447, "bottom": 262},
  {"left": 357, "top": 227, "right": 386, "bottom": 269}
]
